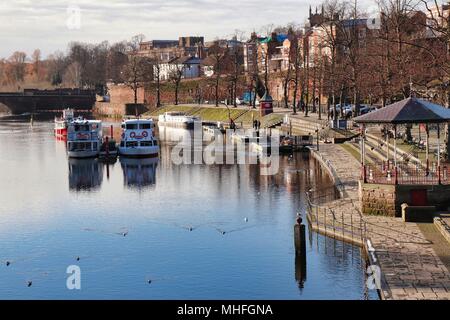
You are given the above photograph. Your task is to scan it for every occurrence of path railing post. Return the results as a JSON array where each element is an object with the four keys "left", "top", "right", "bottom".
[{"left": 438, "top": 165, "right": 442, "bottom": 185}]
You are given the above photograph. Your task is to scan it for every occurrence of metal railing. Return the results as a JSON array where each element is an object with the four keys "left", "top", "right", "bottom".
[
  {"left": 306, "top": 191, "right": 368, "bottom": 245},
  {"left": 310, "top": 148, "right": 346, "bottom": 196},
  {"left": 364, "top": 162, "right": 450, "bottom": 185}
]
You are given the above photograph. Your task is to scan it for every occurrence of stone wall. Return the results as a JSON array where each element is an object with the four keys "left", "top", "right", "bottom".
[
  {"left": 93, "top": 102, "right": 149, "bottom": 117},
  {"left": 360, "top": 182, "right": 450, "bottom": 217},
  {"left": 108, "top": 84, "right": 145, "bottom": 105},
  {"left": 93, "top": 102, "right": 125, "bottom": 117},
  {"left": 360, "top": 182, "right": 397, "bottom": 217}
]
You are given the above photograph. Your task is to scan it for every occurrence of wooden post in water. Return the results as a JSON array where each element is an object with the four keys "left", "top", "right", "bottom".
[
  {"left": 294, "top": 217, "right": 306, "bottom": 256},
  {"left": 294, "top": 217, "right": 307, "bottom": 286}
]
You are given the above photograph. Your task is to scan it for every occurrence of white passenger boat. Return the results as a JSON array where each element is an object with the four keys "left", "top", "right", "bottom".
[
  {"left": 158, "top": 112, "right": 200, "bottom": 129},
  {"left": 119, "top": 118, "right": 159, "bottom": 157},
  {"left": 67, "top": 118, "right": 102, "bottom": 158},
  {"left": 203, "top": 122, "right": 226, "bottom": 136},
  {"left": 54, "top": 108, "right": 74, "bottom": 137},
  {"left": 231, "top": 131, "right": 256, "bottom": 144}
]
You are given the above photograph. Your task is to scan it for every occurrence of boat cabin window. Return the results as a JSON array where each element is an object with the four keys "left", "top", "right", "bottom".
[
  {"left": 140, "top": 141, "right": 153, "bottom": 147},
  {"left": 140, "top": 123, "right": 152, "bottom": 129},
  {"left": 75, "top": 125, "right": 90, "bottom": 132},
  {"left": 126, "top": 141, "right": 138, "bottom": 148},
  {"left": 69, "top": 142, "right": 93, "bottom": 151},
  {"left": 126, "top": 124, "right": 138, "bottom": 130}
]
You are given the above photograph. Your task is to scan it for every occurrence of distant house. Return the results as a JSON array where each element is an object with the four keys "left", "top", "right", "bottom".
[{"left": 159, "top": 56, "right": 202, "bottom": 81}]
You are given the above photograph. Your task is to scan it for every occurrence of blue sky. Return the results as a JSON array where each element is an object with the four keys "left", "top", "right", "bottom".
[{"left": 1, "top": 0, "right": 378, "bottom": 59}]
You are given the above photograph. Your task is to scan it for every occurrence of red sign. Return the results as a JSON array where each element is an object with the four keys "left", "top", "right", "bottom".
[
  {"left": 76, "top": 133, "right": 90, "bottom": 140},
  {"left": 260, "top": 101, "right": 273, "bottom": 116}
]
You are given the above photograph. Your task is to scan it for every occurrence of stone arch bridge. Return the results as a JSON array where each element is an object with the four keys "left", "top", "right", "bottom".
[{"left": 0, "top": 89, "right": 96, "bottom": 115}]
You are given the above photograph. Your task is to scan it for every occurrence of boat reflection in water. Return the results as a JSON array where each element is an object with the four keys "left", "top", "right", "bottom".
[
  {"left": 158, "top": 126, "right": 195, "bottom": 144},
  {"left": 120, "top": 157, "right": 158, "bottom": 190},
  {"left": 68, "top": 158, "right": 103, "bottom": 192}
]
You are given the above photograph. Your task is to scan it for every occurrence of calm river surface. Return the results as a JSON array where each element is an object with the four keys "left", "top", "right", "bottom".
[{"left": 0, "top": 115, "right": 378, "bottom": 299}]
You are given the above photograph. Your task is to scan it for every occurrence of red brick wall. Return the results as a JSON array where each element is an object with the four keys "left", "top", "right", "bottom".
[{"left": 107, "top": 83, "right": 145, "bottom": 104}]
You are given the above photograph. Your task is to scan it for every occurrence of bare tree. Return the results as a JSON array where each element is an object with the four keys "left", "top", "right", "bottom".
[
  {"left": 122, "top": 54, "right": 153, "bottom": 104},
  {"left": 421, "top": 0, "right": 450, "bottom": 159},
  {"left": 208, "top": 41, "right": 228, "bottom": 106},
  {"left": 319, "top": 0, "right": 347, "bottom": 121},
  {"left": 229, "top": 31, "right": 245, "bottom": 107},
  {"left": 107, "top": 41, "right": 129, "bottom": 83},
  {"left": 169, "top": 61, "right": 185, "bottom": 105},
  {"left": 129, "top": 34, "right": 146, "bottom": 52},
  {"left": 152, "top": 56, "right": 162, "bottom": 108},
  {"left": 292, "top": 35, "right": 303, "bottom": 115},
  {"left": 63, "top": 61, "right": 82, "bottom": 87},
  {"left": 8, "top": 51, "right": 27, "bottom": 84},
  {"left": 47, "top": 51, "right": 67, "bottom": 87},
  {"left": 31, "top": 49, "right": 41, "bottom": 80}
]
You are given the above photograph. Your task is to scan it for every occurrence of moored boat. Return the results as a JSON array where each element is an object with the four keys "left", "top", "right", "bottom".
[
  {"left": 203, "top": 122, "right": 226, "bottom": 136},
  {"left": 231, "top": 131, "right": 255, "bottom": 144},
  {"left": 54, "top": 108, "right": 75, "bottom": 137},
  {"left": 279, "top": 136, "right": 294, "bottom": 153},
  {"left": 99, "top": 137, "right": 118, "bottom": 160},
  {"left": 67, "top": 118, "right": 102, "bottom": 158},
  {"left": 119, "top": 118, "right": 159, "bottom": 157},
  {"left": 158, "top": 112, "right": 200, "bottom": 129}
]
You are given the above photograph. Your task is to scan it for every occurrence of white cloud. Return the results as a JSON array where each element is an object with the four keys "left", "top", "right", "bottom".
[{"left": 0, "top": 0, "right": 376, "bottom": 59}]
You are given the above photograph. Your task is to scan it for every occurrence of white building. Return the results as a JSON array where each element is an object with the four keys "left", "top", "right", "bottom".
[{"left": 158, "top": 56, "right": 202, "bottom": 81}]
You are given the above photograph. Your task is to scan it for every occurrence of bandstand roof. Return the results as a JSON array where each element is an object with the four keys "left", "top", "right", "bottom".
[{"left": 354, "top": 97, "right": 450, "bottom": 124}]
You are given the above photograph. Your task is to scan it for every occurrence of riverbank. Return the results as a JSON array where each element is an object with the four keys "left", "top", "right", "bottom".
[
  {"left": 307, "top": 142, "right": 450, "bottom": 300},
  {"left": 144, "top": 105, "right": 285, "bottom": 128}
]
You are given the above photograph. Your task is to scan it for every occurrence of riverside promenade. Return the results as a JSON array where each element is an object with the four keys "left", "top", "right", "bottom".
[{"left": 308, "top": 142, "right": 450, "bottom": 300}]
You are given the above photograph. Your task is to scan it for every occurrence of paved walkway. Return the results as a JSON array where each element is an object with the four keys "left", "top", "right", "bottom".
[{"left": 308, "top": 143, "right": 450, "bottom": 300}]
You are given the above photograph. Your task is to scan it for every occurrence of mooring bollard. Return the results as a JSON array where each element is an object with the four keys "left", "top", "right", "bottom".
[
  {"left": 294, "top": 216, "right": 307, "bottom": 286},
  {"left": 294, "top": 217, "right": 306, "bottom": 258}
]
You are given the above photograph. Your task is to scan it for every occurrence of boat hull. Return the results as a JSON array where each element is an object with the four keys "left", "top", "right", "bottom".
[
  {"left": 68, "top": 150, "right": 99, "bottom": 159},
  {"left": 54, "top": 127, "right": 68, "bottom": 137},
  {"left": 119, "top": 146, "right": 160, "bottom": 158},
  {"left": 99, "top": 150, "right": 118, "bottom": 158}
]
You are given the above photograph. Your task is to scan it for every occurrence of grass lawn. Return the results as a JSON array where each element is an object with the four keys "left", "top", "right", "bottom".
[
  {"left": 394, "top": 139, "right": 438, "bottom": 163},
  {"left": 145, "top": 105, "right": 284, "bottom": 128},
  {"left": 341, "top": 142, "right": 362, "bottom": 162}
]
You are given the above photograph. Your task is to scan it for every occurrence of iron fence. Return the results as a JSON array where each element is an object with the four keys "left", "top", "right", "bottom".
[
  {"left": 364, "top": 162, "right": 450, "bottom": 185},
  {"left": 305, "top": 191, "right": 368, "bottom": 245}
]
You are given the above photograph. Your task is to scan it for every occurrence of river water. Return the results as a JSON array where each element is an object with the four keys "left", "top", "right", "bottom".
[{"left": 0, "top": 115, "right": 378, "bottom": 299}]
